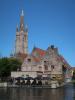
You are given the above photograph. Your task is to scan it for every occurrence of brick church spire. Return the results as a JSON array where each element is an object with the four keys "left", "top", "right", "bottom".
[
  {"left": 15, "top": 10, "right": 28, "bottom": 56},
  {"left": 20, "top": 10, "right": 25, "bottom": 31}
]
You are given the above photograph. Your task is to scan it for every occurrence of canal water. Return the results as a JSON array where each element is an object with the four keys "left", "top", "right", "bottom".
[{"left": 0, "top": 84, "right": 75, "bottom": 100}]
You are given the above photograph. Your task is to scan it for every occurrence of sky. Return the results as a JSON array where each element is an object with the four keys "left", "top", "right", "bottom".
[{"left": 0, "top": 0, "right": 75, "bottom": 66}]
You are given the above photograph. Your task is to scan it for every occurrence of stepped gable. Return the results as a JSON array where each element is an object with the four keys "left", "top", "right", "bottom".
[{"left": 59, "top": 55, "right": 71, "bottom": 69}]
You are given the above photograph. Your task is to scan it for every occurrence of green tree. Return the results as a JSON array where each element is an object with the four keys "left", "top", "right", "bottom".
[
  {"left": 0, "top": 58, "right": 9, "bottom": 77},
  {"left": 8, "top": 58, "right": 22, "bottom": 71},
  {"left": 0, "top": 57, "right": 22, "bottom": 78}
]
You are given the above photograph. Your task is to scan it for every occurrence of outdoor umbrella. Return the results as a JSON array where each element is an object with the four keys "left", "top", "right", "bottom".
[
  {"left": 42, "top": 77, "right": 51, "bottom": 80},
  {"left": 34, "top": 77, "right": 42, "bottom": 80},
  {"left": 15, "top": 77, "right": 24, "bottom": 80},
  {"left": 24, "top": 77, "right": 34, "bottom": 80}
]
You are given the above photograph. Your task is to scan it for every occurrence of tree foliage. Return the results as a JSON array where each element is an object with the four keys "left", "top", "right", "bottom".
[{"left": 0, "top": 57, "right": 22, "bottom": 78}]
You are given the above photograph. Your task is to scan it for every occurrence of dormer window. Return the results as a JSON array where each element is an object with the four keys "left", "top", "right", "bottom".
[
  {"left": 44, "top": 61, "right": 47, "bottom": 63},
  {"left": 27, "top": 58, "right": 31, "bottom": 62},
  {"left": 44, "top": 60, "right": 49, "bottom": 65}
]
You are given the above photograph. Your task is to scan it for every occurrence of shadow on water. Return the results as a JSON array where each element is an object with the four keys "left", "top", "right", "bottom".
[
  {"left": 72, "top": 83, "right": 75, "bottom": 100},
  {"left": 0, "top": 84, "right": 75, "bottom": 100}
]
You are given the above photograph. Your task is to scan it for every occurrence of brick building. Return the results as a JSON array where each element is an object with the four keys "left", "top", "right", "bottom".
[{"left": 11, "top": 10, "right": 71, "bottom": 84}]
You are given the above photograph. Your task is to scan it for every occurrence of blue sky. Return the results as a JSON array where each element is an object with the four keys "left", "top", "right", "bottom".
[{"left": 0, "top": 0, "right": 75, "bottom": 66}]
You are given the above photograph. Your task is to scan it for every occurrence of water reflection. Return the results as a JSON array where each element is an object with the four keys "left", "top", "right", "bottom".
[
  {"left": 0, "top": 84, "right": 75, "bottom": 100},
  {"left": 72, "top": 84, "right": 75, "bottom": 100}
]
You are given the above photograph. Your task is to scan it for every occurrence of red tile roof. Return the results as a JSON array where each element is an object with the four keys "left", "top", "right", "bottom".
[
  {"left": 32, "top": 47, "right": 46, "bottom": 57},
  {"left": 32, "top": 56, "right": 40, "bottom": 62}
]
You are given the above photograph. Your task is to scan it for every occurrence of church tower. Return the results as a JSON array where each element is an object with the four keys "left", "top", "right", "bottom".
[{"left": 15, "top": 10, "right": 28, "bottom": 56}]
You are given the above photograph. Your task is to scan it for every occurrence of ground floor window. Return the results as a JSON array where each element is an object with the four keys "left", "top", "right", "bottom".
[{"left": 44, "top": 65, "right": 48, "bottom": 70}]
